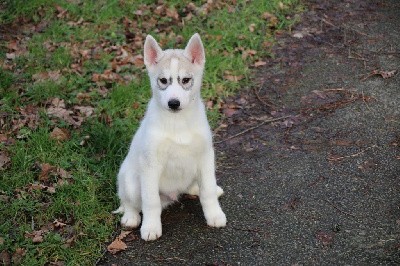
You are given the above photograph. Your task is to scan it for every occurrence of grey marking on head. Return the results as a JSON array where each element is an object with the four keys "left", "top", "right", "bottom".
[
  {"left": 157, "top": 76, "right": 170, "bottom": 90},
  {"left": 179, "top": 75, "right": 194, "bottom": 91}
]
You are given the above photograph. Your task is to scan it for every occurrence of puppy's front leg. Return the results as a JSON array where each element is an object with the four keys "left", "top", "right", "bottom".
[
  {"left": 140, "top": 166, "right": 162, "bottom": 241},
  {"left": 199, "top": 148, "right": 227, "bottom": 227}
]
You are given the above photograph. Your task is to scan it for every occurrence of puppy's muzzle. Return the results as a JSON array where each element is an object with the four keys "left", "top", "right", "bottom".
[{"left": 168, "top": 99, "right": 180, "bottom": 111}]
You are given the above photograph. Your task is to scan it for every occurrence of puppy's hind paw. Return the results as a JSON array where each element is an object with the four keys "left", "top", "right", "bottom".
[
  {"left": 206, "top": 210, "right": 227, "bottom": 228},
  {"left": 216, "top": 186, "right": 224, "bottom": 198},
  {"left": 121, "top": 212, "right": 141, "bottom": 229},
  {"left": 112, "top": 206, "right": 124, "bottom": 214}
]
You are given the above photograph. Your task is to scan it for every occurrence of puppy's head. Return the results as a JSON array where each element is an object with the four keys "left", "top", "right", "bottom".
[{"left": 143, "top": 33, "right": 205, "bottom": 112}]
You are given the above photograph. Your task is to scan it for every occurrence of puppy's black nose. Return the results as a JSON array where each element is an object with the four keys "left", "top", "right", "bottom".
[{"left": 168, "top": 99, "right": 180, "bottom": 110}]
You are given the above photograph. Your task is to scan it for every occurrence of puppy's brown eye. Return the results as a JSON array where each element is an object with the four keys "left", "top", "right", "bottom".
[
  {"left": 159, "top": 78, "right": 168, "bottom": 85},
  {"left": 182, "top": 78, "right": 191, "bottom": 84}
]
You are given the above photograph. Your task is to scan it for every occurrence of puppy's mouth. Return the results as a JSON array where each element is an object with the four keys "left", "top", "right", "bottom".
[{"left": 168, "top": 108, "right": 182, "bottom": 113}]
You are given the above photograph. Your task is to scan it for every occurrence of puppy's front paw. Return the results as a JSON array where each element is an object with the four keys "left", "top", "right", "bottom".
[
  {"left": 140, "top": 221, "right": 162, "bottom": 241},
  {"left": 206, "top": 209, "right": 227, "bottom": 228},
  {"left": 121, "top": 212, "right": 141, "bottom": 228}
]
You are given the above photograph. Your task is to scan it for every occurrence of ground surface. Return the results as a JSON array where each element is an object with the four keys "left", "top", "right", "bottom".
[{"left": 100, "top": 0, "right": 399, "bottom": 264}]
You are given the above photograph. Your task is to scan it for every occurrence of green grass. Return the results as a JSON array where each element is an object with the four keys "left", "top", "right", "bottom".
[{"left": 0, "top": 0, "right": 302, "bottom": 264}]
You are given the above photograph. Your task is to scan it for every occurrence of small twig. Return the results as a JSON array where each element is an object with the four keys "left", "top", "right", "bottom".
[
  {"left": 327, "top": 145, "right": 377, "bottom": 161},
  {"left": 322, "top": 199, "right": 360, "bottom": 219},
  {"left": 361, "top": 72, "right": 377, "bottom": 81},
  {"left": 361, "top": 69, "right": 398, "bottom": 81},
  {"left": 253, "top": 87, "right": 276, "bottom": 108},
  {"left": 308, "top": 175, "right": 325, "bottom": 187},
  {"left": 215, "top": 115, "right": 290, "bottom": 144},
  {"left": 320, "top": 18, "right": 368, "bottom": 36},
  {"left": 320, "top": 18, "right": 337, "bottom": 28},
  {"left": 361, "top": 88, "right": 373, "bottom": 113},
  {"left": 153, "top": 256, "right": 187, "bottom": 262},
  {"left": 348, "top": 48, "right": 368, "bottom": 68},
  {"left": 375, "top": 45, "right": 386, "bottom": 54},
  {"left": 232, "top": 226, "right": 264, "bottom": 233}
]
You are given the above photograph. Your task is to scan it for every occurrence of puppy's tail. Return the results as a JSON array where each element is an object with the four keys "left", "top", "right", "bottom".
[{"left": 112, "top": 206, "right": 124, "bottom": 214}]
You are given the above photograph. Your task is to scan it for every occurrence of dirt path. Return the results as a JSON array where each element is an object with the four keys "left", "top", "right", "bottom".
[{"left": 100, "top": 0, "right": 399, "bottom": 264}]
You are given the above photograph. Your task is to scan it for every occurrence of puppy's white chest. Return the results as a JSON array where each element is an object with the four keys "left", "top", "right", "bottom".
[
  {"left": 172, "top": 131, "right": 192, "bottom": 145},
  {"left": 157, "top": 131, "right": 206, "bottom": 192}
]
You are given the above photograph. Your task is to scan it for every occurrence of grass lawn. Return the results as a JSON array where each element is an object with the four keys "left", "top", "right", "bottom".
[{"left": 0, "top": 0, "right": 302, "bottom": 264}]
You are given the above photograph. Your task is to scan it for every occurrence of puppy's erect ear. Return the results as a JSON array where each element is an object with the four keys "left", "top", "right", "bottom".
[
  {"left": 144, "top": 35, "right": 163, "bottom": 67},
  {"left": 184, "top": 33, "right": 205, "bottom": 65}
]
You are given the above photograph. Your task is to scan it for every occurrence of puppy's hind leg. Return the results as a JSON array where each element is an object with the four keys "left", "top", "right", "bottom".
[
  {"left": 117, "top": 162, "right": 142, "bottom": 228},
  {"left": 187, "top": 183, "right": 224, "bottom": 198}
]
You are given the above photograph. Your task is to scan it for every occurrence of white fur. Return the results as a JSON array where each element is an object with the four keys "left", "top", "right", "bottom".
[{"left": 115, "top": 33, "right": 226, "bottom": 241}]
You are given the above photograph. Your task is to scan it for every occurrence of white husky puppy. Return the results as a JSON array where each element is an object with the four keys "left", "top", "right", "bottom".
[{"left": 114, "top": 33, "right": 227, "bottom": 241}]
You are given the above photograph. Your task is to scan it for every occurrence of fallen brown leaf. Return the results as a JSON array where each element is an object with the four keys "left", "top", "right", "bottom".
[
  {"left": 118, "top": 230, "right": 132, "bottom": 239},
  {"left": 223, "top": 108, "right": 239, "bottom": 117},
  {"left": 25, "top": 230, "right": 45, "bottom": 243},
  {"left": 224, "top": 75, "right": 243, "bottom": 82},
  {"left": 74, "top": 106, "right": 94, "bottom": 117},
  {"left": 53, "top": 219, "right": 67, "bottom": 228},
  {"left": 96, "top": 87, "right": 109, "bottom": 98},
  {"left": 262, "top": 12, "right": 279, "bottom": 27},
  {"left": 223, "top": 71, "right": 244, "bottom": 82},
  {"left": 130, "top": 54, "right": 144, "bottom": 67},
  {"left": 166, "top": 7, "right": 179, "bottom": 20},
  {"left": 27, "top": 183, "right": 56, "bottom": 194},
  {"left": 7, "top": 40, "right": 18, "bottom": 51},
  {"left": 107, "top": 238, "right": 127, "bottom": 254},
  {"left": 254, "top": 60, "right": 267, "bottom": 67},
  {"left": 56, "top": 167, "right": 70, "bottom": 179},
  {"left": 380, "top": 70, "right": 397, "bottom": 79},
  {"left": 0, "top": 250, "right": 11, "bottom": 265},
  {"left": 39, "top": 163, "right": 55, "bottom": 181},
  {"left": 241, "top": 49, "right": 257, "bottom": 60},
  {"left": 55, "top": 5, "right": 68, "bottom": 18},
  {"left": 12, "top": 248, "right": 25, "bottom": 265},
  {"left": 12, "top": 105, "right": 40, "bottom": 132},
  {"left": 46, "top": 98, "right": 83, "bottom": 127},
  {"left": 107, "top": 230, "right": 132, "bottom": 254},
  {"left": 67, "top": 17, "right": 84, "bottom": 27},
  {"left": 248, "top": 23, "right": 256, "bottom": 32},
  {"left": 91, "top": 70, "right": 122, "bottom": 83},
  {"left": 363, "top": 69, "right": 397, "bottom": 80},
  {"left": 6, "top": 53, "right": 16, "bottom": 60},
  {"left": 0, "top": 134, "right": 15, "bottom": 145},
  {"left": 0, "top": 134, "right": 7, "bottom": 143},
  {"left": 32, "top": 70, "right": 61, "bottom": 83},
  {"left": 0, "top": 151, "right": 10, "bottom": 170},
  {"left": 46, "top": 186, "right": 56, "bottom": 194},
  {"left": 292, "top": 32, "right": 305, "bottom": 38},
  {"left": 63, "top": 236, "right": 76, "bottom": 248},
  {"left": 206, "top": 100, "right": 214, "bottom": 110},
  {"left": 50, "top": 127, "right": 70, "bottom": 141}
]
